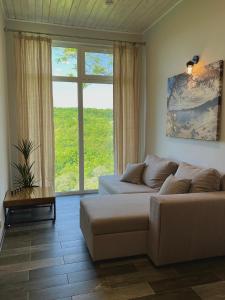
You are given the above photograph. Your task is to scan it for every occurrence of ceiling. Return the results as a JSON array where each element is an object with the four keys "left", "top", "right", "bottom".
[{"left": 1, "top": 0, "right": 181, "bottom": 34}]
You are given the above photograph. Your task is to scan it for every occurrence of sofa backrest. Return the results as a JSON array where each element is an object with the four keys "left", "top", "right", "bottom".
[{"left": 147, "top": 154, "right": 225, "bottom": 192}]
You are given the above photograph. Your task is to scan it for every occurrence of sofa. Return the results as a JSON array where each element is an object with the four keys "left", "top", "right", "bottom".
[{"left": 80, "top": 155, "right": 225, "bottom": 266}]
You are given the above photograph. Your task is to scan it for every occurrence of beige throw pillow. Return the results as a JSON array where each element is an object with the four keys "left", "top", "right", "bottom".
[
  {"left": 120, "top": 163, "right": 146, "bottom": 184},
  {"left": 158, "top": 174, "right": 191, "bottom": 195},
  {"left": 142, "top": 155, "right": 178, "bottom": 189},
  {"left": 175, "top": 162, "right": 203, "bottom": 179},
  {"left": 175, "top": 162, "right": 221, "bottom": 193}
]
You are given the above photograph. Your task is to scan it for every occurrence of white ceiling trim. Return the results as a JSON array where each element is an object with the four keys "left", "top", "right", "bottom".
[
  {"left": 6, "top": 19, "right": 143, "bottom": 44},
  {"left": 143, "top": 0, "right": 184, "bottom": 34},
  {"left": 5, "top": 17, "right": 142, "bottom": 36}
]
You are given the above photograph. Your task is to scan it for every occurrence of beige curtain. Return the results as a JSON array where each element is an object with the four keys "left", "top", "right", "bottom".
[
  {"left": 113, "top": 42, "right": 141, "bottom": 174},
  {"left": 15, "top": 33, "right": 54, "bottom": 188}
]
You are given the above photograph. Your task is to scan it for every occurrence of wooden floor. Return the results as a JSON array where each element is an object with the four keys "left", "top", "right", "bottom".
[{"left": 1, "top": 195, "right": 225, "bottom": 300}]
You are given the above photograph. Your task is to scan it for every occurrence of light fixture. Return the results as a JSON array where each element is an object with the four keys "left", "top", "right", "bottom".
[{"left": 186, "top": 55, "right": 199, "bottom": 75}]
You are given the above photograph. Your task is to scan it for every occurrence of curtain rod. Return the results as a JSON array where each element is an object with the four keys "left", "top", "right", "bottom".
[{"left": 4, "top": 27, "right": 146, "bottom": 45}]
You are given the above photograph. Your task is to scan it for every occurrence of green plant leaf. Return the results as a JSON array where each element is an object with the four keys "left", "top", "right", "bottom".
[{"left": 12, "top": 139, "right": 39, "bottom": 188}]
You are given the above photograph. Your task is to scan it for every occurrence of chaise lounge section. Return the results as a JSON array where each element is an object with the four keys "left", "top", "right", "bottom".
[
  {"left": 80, "top": 193, "right": 156, "bottom": 261},
  {"left": 80, "top": 155, "right": 225, "bottom": 266}
]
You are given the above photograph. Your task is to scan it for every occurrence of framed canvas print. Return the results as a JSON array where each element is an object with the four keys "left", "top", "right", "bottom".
[{"left": 166, "top": 60, "right": 223, "bottom": 140}]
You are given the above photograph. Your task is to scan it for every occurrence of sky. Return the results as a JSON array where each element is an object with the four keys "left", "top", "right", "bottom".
[
  {"left": 53, "top": 82, "right": 113, "bottom": 109},
  {"left": 52, "top": 47, "right": 113, "bottom": 109}
]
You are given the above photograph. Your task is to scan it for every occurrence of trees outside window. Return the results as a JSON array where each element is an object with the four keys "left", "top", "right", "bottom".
[{"left": 52, "top": 45, "right": 114, "bottom": 193}]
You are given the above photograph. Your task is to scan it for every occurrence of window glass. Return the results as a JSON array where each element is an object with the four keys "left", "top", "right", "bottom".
[
  {"left": 52, "top": 47, "right": 77, "bottom": 77},
  {"left": 85, "top": 52, "right": 113, "bottom": 76},
  {"left": 53, "top": 81, "right": 79, "bottom": 192},
  {"left": 52, "top": 45, "right": 114, "bottom": 193},
  {"left": 83, "top": 83, "right": 114, "bottom": 190}
]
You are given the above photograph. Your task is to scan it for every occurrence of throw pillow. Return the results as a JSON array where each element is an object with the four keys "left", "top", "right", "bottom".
[
  {"left": 175, "top": 162, "right": 221, "bottom": 193},
  {"left": 158, "top": 174, "right": 191, "bottom": 195},
  {"left": 120, "top": 162, "right": 146, "bottom": 184},
  {"left": 142, "top": 154, "right": 178, "bottom": 189}
]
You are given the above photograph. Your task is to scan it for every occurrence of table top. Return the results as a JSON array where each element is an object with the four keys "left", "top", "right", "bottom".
[{"left": 4, "top": 187, "right": 55, "bottom": 207}]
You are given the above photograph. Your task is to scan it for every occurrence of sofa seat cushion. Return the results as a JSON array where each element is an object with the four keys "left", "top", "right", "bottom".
[
  {"left": 99, "top": 175, "right": 158, "bottom": 194},
  {"left": 80, "top": 193, "right": 153, "bottom": 235}
]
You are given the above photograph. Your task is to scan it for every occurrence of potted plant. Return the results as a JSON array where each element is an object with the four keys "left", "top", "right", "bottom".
[{"left": 13, "top": 139, "right": 39, "bottom": 189}]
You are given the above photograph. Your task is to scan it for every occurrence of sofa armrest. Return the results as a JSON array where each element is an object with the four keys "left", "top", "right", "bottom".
[{"left": 148, "top": 192, "right": 225, "bottom": 266}]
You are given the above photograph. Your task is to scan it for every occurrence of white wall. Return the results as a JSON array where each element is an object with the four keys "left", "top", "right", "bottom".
[
  {"left": 0, "top": 6, "right": 9, "bottom": 240},
  {"left": 144, "top": 0, "right": 225, "bottom": 172}
]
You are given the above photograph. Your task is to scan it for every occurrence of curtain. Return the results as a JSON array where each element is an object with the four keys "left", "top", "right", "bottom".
[
  {"left": 113, "top": 42, "right": 142, "bottom": 174},
  {"left": 15, "top": 33, "right": 54, "bottom": 188}
]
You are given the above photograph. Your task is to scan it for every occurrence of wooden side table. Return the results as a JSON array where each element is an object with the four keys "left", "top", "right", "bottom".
[{"left": 4, "top": 187, "right": 56, "bottom": 227}]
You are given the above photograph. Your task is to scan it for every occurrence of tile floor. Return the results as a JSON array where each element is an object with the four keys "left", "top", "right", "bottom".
[{"left": 0, "top": 195, "right": 225, "bottom": 300}]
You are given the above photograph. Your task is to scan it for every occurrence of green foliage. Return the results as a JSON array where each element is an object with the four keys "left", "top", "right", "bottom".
[
  {"left": 56, "top": 48, "right": 77, "bottom": 64},
  {"left": 14, "top": 139, "right": 38, "bottom": 161},
  {"left": 55, "top": 48, "right": 112, "bottom": 78},
  {"left": 86, "top": 54, "right": 106, "bottom": 75},
  {"left": 13, "top": 139, "right": 38, "bottom": 188},
  {"left": 54, "top": 108, "right": 114, "bottom": 192}
]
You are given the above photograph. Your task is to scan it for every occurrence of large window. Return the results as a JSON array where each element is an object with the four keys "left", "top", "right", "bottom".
[{"left": 52, "top": 45, "right": 114, "bottom": 193}]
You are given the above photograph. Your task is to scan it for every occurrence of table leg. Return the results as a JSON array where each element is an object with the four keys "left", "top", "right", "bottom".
[
  {"left": 53, "top": 200, "right": 56, "bottom": 223},
  {"left": 4, "top": 207, "right": 10, "bottom": 228}
]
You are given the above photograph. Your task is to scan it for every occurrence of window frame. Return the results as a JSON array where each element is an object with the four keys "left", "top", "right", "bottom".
[{"left": 52, "top": 42, "right": 114, "bottom": 195}]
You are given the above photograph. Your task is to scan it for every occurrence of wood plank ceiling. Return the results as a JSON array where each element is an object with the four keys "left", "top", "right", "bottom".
[{"left": 1, "top": 0, "right": 181, "bottom": 34}]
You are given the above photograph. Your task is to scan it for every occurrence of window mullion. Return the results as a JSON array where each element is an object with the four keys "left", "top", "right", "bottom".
[
  {"left": 81, "top": 76, "right": 113, "bottom": 84},
  {"left": 77, "top": 48, "right": 84, "bottom": 193},
  {"left": 52, "top": 76, "right": 78, "bottom": 82}
]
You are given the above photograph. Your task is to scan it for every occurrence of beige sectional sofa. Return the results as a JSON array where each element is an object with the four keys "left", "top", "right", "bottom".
[{"left": 80, "top": 155, "right": 225, "bottom": 266}]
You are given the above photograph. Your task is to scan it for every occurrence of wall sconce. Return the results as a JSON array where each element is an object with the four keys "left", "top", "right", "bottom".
[{"left": 186, "top": 55, "right": 199, "bottom": 75}]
